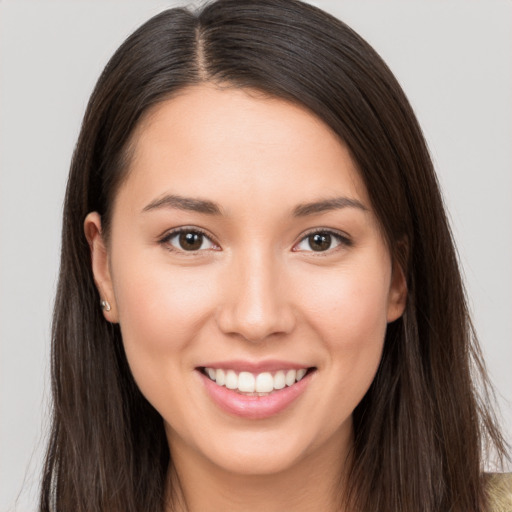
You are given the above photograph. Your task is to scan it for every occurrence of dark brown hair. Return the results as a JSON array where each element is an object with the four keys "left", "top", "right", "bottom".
[{"left": 41, "top": 1, "right": 508, "bottom": 510}]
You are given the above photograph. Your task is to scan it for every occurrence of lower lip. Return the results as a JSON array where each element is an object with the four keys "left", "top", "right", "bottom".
[{"left": 199, "top": 370, "right": 313, "bottom": 420}]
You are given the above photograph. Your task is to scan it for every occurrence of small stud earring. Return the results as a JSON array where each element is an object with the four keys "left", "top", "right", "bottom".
[{"left": 101, "top": 300, "right": 111, "bottom": 312}]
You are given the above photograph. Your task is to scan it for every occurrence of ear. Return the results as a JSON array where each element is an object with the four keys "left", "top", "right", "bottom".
[
  {"left": 387, "top": 258, "right": 407, "bottom": 323},
  {"left": 84, "top": 212, "right": 118, "bottom": 323}
]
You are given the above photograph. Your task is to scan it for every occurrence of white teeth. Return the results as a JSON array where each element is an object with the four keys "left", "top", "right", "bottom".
[
  {"left": 216, "top": 368, "right": 226, "bottom": 386},
  {"left": 204, "top": 367, "right": 310, "bottom": 393},
  {"left": 296, "top": 368, "right": 307, "bottom": 381},
  {"left": 225, "top": 370, "right": 238, "bottom": 390},
  {"left": 285, "top": 369, "right": 297, "bottom": 386},
  {"left": 255, "top": 372, "right": 274, "bottom": 393},
  {"left": 238, "top": 372, "right": 255, "bottom": 392},
  {"left": 273, "top": 370, "right": 286, "bottom": 390}
]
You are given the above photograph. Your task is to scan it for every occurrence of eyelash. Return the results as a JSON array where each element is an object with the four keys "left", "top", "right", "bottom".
[
  {"left": 159, "top": 227, "right": 219, "bottom": 255},
  {"left": 293, "top": 228, "right": 353, "bottom": 254},
  {"left": 158, "top": 227, "right": 352, "bottom": 255}
]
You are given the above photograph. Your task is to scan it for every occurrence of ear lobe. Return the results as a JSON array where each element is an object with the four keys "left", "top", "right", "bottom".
[
  {"left": 387, "top": 260, "right": 407, "bottom": 323},
  {"left": 84, "top": 212, "right": 118, "bottom": 323}
]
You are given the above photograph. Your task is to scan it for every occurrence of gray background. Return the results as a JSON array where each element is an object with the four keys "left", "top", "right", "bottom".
[{"left": 1, "top": 1, "right": 511, "bottom": 510}]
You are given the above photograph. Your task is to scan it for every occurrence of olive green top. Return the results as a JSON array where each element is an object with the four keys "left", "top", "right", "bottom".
[{"left": 487, "top": 473, "right": 512, "bottom": 512}]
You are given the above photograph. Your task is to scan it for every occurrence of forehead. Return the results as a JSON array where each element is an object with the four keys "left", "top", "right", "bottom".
[{"left": 117, "top": 84, "right": 370, "bottom": 215}]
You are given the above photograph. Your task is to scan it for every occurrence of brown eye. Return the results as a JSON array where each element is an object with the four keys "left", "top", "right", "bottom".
[
  {"left": 294, "top": 230, "right": 349, "bottom": 253},
  {"left": 163, "top": 229, "right": 216, "bottom": 252},
  {"left": 308, "top": 233, "right": 332, "bottom": 251},
  {"left": 179, "top": 232, "right": 204, "bottom": 251}
]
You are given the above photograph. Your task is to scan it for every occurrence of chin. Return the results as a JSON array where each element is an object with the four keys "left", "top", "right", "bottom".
[
  {"left": 193, "top": 422, "right": 341, "bottom": 477},
  {"left": 207, "top": 443, "right": 307, "bottom": 477}
]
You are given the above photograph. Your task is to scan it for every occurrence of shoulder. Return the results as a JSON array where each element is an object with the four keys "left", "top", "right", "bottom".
[{"left": 485, "top": 473, "right": 512, "bottom": 512}]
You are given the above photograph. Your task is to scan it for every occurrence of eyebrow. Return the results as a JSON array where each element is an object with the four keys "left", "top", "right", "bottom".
[
  {"left": 142, "top": 194, "right": 223, "bottom": 215},
  {"left": 292, "top": 197, "right": 368, "bottom": 216},
  {"left": 142, "top": 193, "right": 367, "bottom": 217}
]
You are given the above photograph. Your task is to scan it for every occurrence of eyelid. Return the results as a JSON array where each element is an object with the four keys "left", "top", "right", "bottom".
[
  {"left": 158, "top": 226, "right": 220, "bottom": 253},
  {"left": 292, "top": 228, "right": 352, "bottom": 253}
]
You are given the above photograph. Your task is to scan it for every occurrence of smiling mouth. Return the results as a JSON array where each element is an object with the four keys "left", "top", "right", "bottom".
[{"left": 199, "top": 367, "right": 316, "bottom": 396}]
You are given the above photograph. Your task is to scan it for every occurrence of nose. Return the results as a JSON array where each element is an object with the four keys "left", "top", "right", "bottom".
[{"left": 215, "top": 250, "right": 296, "bottom": 343}]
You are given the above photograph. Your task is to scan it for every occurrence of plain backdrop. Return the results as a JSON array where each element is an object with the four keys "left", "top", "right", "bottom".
[{"left": 1, "top": 1, "right": 511, "bottom": 510}]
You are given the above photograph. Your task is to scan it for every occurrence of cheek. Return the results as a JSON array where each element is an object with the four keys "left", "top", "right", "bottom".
[
  {"left": 301, "top": 260, "right": 391, "bottom": 343},
  {"left": 109, "top": 251, "right": 219, "bottom": 402},
  {"left": 299, "top": 260, "right": 390, "bottom": 398},
  {"left": 113, "top": 257, "right": 216, "bottom": 348}
]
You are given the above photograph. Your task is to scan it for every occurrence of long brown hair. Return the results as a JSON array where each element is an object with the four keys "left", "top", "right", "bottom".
[{"left": 40, "top": 1, "right": 508, "bottom": 510}]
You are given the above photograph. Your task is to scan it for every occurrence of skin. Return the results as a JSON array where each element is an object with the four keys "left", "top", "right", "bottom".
[{"left": 85, "top": 84, "right": 407, "bottom": 512}]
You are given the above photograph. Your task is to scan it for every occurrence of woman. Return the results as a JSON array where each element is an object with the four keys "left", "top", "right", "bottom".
[{"left": 40, "top": 0, "right": 510, "bottom": 510}]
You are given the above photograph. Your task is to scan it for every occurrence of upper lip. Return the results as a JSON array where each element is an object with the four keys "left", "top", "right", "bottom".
[{"left": 197, "top": 359, "right": 314, "bottom": 373}]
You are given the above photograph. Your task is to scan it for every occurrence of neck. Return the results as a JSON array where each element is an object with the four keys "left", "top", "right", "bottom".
[{"left": 164, "top": 425, "right": 353, "bottom": 512}]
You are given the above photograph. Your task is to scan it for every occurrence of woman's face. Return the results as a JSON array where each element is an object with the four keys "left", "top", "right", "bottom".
[{"left": 86, "top": 84, "right": 406, "bottom": 477}]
